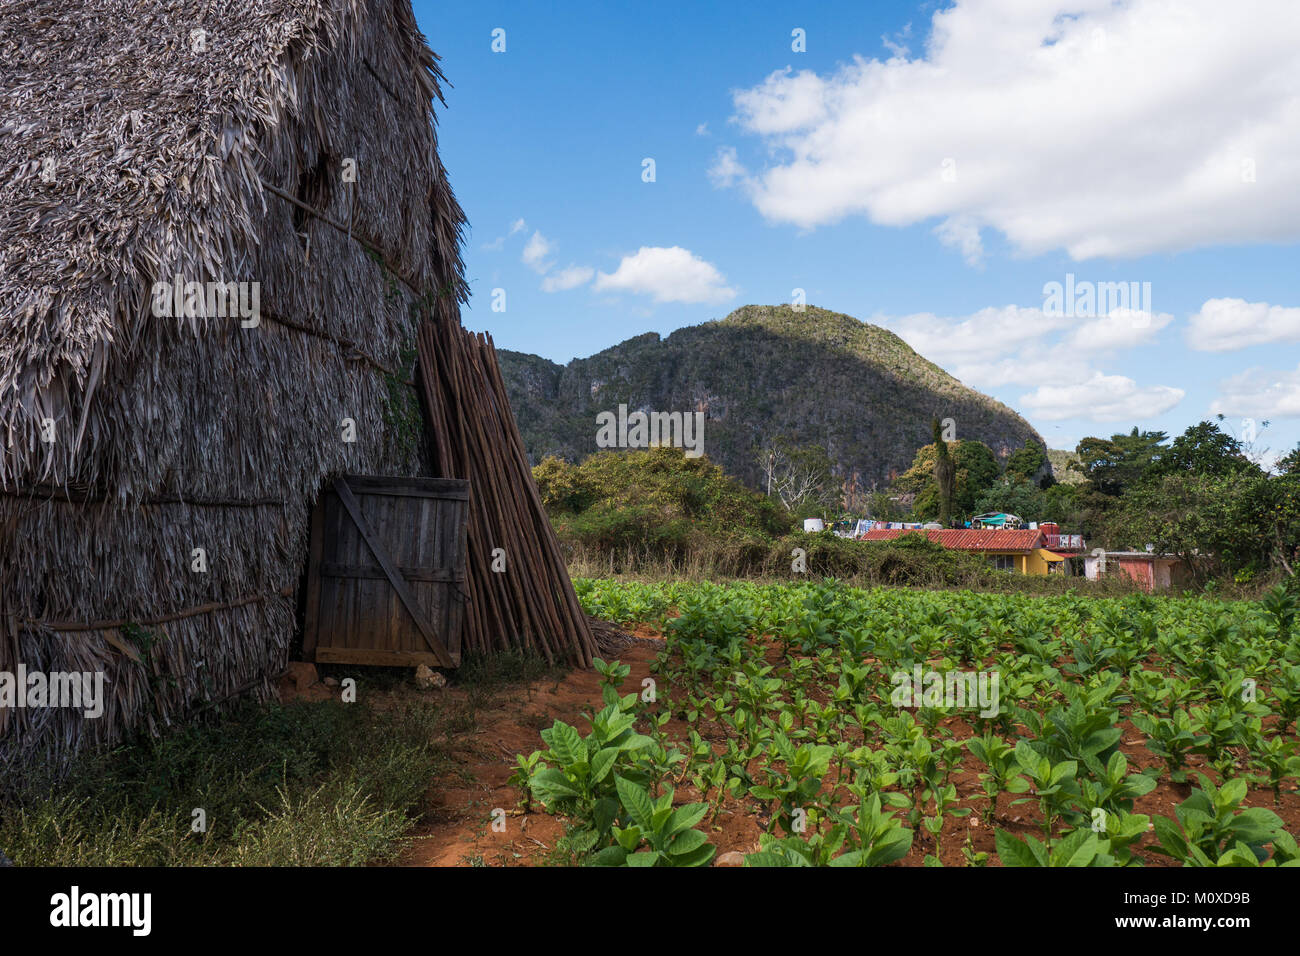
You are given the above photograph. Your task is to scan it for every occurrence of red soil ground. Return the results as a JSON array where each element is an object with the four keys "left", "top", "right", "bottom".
[{"left": 395, "top": 627, "right": 1300, "bottom": 867}]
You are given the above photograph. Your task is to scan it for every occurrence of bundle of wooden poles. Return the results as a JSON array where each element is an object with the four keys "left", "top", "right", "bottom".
[{"left": 416, "top": 317, "right": 596, "bottom": 667}]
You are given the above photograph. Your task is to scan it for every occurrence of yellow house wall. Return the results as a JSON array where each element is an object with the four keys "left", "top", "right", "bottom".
[{"left": 977, "top": 549, "right": 1056, "bottom": 575}]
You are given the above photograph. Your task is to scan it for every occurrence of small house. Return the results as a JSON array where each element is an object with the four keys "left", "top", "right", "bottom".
[
  {"left": 861, "top": 528, "right": 1065, "bottom": 575},
  {"left": 1083, "top": 552, "right": 1191, "bottom": 591}
]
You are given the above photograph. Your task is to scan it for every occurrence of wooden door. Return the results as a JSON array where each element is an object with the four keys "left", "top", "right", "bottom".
[{"left": 303, "top": 476, "right": 469, "bottom": 667}]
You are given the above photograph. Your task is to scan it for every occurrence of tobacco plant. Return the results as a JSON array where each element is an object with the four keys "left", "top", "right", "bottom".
[
  {"left": 1131, "top": 710, "right": 1209, "bottom": 783},
  {"left": 994, "top": 826, "right": 1115, "bottom": 867},
  {"left": 967, "top": 731, "right": 1029, "bottom": 825},
  {"left": 587, "top": 777, "right": 715, "bottom": 867},
  {"left": 1151, "top": 775, "right": 1294, "bottom": 866}
]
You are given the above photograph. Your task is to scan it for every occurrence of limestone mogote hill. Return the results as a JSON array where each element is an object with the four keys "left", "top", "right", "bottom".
[{"left": 498, "top": 304, "right": 1045, "bottom": 490}]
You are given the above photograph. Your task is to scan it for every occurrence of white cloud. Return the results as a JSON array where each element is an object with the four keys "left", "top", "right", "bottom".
[
  {"left": 885, "top": 306, "right": 1067, "bottom": 374},
  {"left": 881, "top": 23, "right": 913, "bottom": 59},
  {"left": 934, "top": 216, "right": 984, "bottom": 267},
  {"left": 708, "top": 146, "right": 752, "bottom": 190},
  {"left": 1020, "top": 373, "right": 1185, "bottom": 422},
  {"left": 521, "top": 231, "right": 555, "bottom": 274},
  {"left": 695, "top": 122, "right": 710, "bottom": 136},
  {"left": 1065, "top": 309, "right": 1174, "bottom": 352},
  {"left": 1211, "top": 364, "right": 1300, "bottom": 418},
  {"left": 482, "top": 217, "right": 528, "bottom": 251},
  {"left": 722, "top": 0, "right": 1300, "bottom": 260},
  {"left": 540, "top": 265, "right": 595, "bottom": 293},
  {"left": 1187, "top": 298, "right": 1300, "bottom": 351},
  {"left": 884, "top": 303, "right": 1173, "bottom": 390},
  {"left": 593, "top": 246, "right": 736, "bottom": 304},
  {"left": 733, "top": 68, "right": 828, "bottom": 136},
  {"left": 883, "top": 301, "right": 1183, "bottom": 425}
]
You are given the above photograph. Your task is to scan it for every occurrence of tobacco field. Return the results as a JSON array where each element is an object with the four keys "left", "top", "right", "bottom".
[{"left": 514, "top": 579, "right": 1300, "bottom": 866}]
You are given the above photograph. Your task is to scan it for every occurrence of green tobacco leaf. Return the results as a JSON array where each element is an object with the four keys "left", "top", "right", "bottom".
[
  {"left": 593, "top": 796, "right": 618, "bottom": 836},
  {"left": 667, "top": 802, "right": 709, "bottom": 835},
  {"left": 587, "top": 845, "right": 628, "bottom": 867},
  {"left": 529, "top": 768, "right": 581, "bottom": 805},
  {"left": 1229, "top": 808, "right": 1285, "bottom": 844},
  {"left": 613, "top": 825, "right": 643, "bottom": 852},
  {"left": 1151, "top": 815, "right": 1188, "bottom": 860},
  {"left": 616, "top": 775, "right": 655, "bottom": 831},
  {"left": 1057, "top": 828, "right": 1101, "bottom": 867},
  {"left": 995, "top": 830, "right": 1042, "bottom": 867},
  {"left": 548, "top": 721, "right": 587, "bottom": 767},
  {"left": 868, "top": 828, "right": 914, "bottom": 866},
  {"left": 590, "top": 746, "right": 619, "bottom": 783},
  {"left": 668, "top": 828, "right": 710, "bottom": 856}
]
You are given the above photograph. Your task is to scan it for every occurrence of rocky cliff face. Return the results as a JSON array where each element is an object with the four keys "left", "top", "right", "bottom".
[{"left": 498, "top": 305, "right": 1045, "bottom": 489}]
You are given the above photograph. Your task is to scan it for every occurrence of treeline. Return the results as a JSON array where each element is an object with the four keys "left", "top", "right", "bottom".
[
  {"left": 839, "top": 416, "right": 1299, "bottom": 584},
  {"left": 534, "top": 417, "right": 1300, "bottom": 588},
  {"left": 534, "top": 448, "right": 1135, "bottom": 593}
]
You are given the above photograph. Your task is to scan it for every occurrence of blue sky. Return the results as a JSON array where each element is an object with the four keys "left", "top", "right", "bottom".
[{"left": 411, "top": 0, "right": 1300, "bottom": 464}]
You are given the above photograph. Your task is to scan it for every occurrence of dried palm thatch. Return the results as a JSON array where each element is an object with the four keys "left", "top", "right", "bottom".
[{"left": 0, "top": 0, "right": 592, "bottom": 776}]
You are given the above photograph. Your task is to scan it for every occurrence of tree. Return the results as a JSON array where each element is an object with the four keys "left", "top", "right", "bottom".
[
  {"left": 1004, "top": 441, "right": 1050, "bottom": 487},
  {"left": 1111, "top": 471, "right": 1274, "bottom": 578},
  {"left": 1075, "top": 427, "right": 1168, "bottom": 495},
  {"left": 1149, "top": 418, "right": 1258, "bottom": 480},
  {"left": 954, "top": 441, "right": 1002, "bottom": 511},
  {"left": 534, "top": 447, "right": 793, "bottom": 559},
  {"left": 755, "top": 437, "right": 837, "bottom": 515},
  {"left": 896, "top": 437, "right": 1000, "bottom": 521},
  {"left": 1277, "top": 443, "right": 1300, "bottom": 476},
  {"left": 932, "top": 419, "right": 956, "bottom": 526},
  {"left": 973, "top": 477, "right": 1044, "bottom": 521}
]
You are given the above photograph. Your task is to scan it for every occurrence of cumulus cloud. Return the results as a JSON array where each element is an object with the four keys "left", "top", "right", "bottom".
[
  {"left": 721, "top": 0, "right": 1300, "bottom": 260},
  {"left": 1187, "top": 298, "right": 1300, "bottom": 351},
  {"left": 1066, "top": 309, "right": 1175, "bottom": 352},
  {"left": 884, "top": 302, "right": 1174, "bottom": 391},
  {"left": 882, "top": 299, "right": 1182, "bottom": 423},
  {"left": 593, "top": 246, "right": 736, "bottom": 304},
  {"left": 884, "top": 306, "right": 1069, "bottom": 377},
  {"left": 1020, "top": 373, "right": 1186, "bottom": 422},
  {"left": 540, "top": 265, "right": 595, "bottom": 293},
  {"left": 521, "top": 231, "right": 555, "bottom": 274},
  {"left": 1211, "top": 364, "right": 1300, "bottom": 418}
]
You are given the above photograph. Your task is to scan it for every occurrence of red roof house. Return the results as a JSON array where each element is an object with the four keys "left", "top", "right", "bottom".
[{"left": 861, "top": 528, "right": 1064, "bottom": 575}]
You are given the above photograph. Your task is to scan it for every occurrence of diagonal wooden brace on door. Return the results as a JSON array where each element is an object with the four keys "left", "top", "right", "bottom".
[{"left": 331, "top": 477, "right": 455, "bottom": 668}]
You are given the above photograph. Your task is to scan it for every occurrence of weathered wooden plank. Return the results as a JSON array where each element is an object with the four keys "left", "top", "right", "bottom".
[
  {"left": 337, "top": 489, "right": 362, "bottom": 651},
  {"left": 315, "top": 646, "right": 450, "bottom": 667},
  {"left": 325, "top": 493, "right": 352, "bottom": 652},
  {"left": 342, "top": 475, "right": 469, "bottom": 499}
]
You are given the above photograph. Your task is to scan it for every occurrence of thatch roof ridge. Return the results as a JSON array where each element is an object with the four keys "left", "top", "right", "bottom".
[{"left": 0, "top": 0, "right": 459, "bottom": 489}]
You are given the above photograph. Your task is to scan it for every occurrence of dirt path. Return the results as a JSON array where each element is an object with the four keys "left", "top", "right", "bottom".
[{"left": 399, "top": 640, "right": 671, "bottom": 866}]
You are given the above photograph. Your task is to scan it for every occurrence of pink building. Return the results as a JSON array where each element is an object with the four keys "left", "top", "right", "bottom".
[{"left": 1083, "top": 551, "right": 1192, "bottom": 591}]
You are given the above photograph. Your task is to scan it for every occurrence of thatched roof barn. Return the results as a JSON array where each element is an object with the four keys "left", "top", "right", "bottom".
[{"left": 0, "top": 0, "right": 593, "bottom": 774}]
